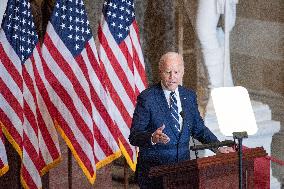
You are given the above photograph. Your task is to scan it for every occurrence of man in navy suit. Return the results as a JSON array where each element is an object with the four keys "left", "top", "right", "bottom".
[{"left": 129, "top": 52, "right": 234, "bottom": 188}]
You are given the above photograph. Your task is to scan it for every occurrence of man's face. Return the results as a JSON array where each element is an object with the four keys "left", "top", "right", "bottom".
[{"left": 159, "top": 55, "right": 184, "bottom": 91}]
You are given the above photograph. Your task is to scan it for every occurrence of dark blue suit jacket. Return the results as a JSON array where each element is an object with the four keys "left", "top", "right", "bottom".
[{"left": 129, "top": 84, "right": 219, "bottom": 188}]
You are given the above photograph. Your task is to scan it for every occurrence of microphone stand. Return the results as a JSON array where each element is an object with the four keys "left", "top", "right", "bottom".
[
  {"left": 190, "top": 140, "right": 235, "bottom": 151},
  {"left": 190, "top": 140, "right": 235, "bottom": 161},
  {"left": 191, "top": 136, "right": 199, "bottom": 159},
  {"left": 179, "top": 111, "right": 199, "bottom": 159}
]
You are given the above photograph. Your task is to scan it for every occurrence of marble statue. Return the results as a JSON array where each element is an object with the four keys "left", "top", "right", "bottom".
[{"left": 196, "top": 0, "right": 238, "bottom": 89}]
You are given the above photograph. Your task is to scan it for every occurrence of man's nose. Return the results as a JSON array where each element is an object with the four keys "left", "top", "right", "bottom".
[{"left": 169, "top": 72, "right": 176, "bottom": 79}]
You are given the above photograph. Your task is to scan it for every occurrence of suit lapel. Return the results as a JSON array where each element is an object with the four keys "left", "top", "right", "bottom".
[
  {"left": 179, "top": 86, "right": 187, "bottom": 115},
  {"left": 155, "top": 84, "right": 169, "bottom": 115},
  {"left": 178, "top": 86, "right": 193, "bottom": 140}
]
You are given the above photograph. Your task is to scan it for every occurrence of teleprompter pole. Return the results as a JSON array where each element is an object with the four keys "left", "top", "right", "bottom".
[{"left": 233, "top": 132, "right": 248, "bottom": 189}]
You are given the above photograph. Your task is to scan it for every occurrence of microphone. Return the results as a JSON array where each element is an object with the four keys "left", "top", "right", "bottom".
[
  {"left": 190, "top": 140, "right": 235, "bottom": 151},
  {"left": 176, "top": 111, "right": 185, "bottom": 162},
  {"left": 179, "top": 111, "right": 184, "bottom": 132},
  {"left": 179, "top": 111, "right": 184, "bottom": 119}
]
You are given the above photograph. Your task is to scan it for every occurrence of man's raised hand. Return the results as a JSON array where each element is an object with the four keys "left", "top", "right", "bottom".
[{"left": 151, "top": 124, "right": 170, "bottom": 144}]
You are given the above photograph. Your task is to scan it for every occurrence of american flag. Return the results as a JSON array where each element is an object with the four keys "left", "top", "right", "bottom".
[
  {"left": 0, "top": 0, "right": 61, "bottom": 188},
  {"left": 0, "top": 125, "right": 8, "bottom": 177},
  {"left": 97, "top": 0, "right": 147, "bottom": 170},
  {"left": 39, "top": 0, "right": 121, "bottom": 183}
]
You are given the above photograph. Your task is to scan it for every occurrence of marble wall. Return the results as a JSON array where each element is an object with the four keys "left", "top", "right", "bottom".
[{"left": 231, "top": 0, "right": 284, "bottom": 124}]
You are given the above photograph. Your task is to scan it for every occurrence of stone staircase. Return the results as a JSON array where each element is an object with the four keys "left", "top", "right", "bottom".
[{"left": 203, "top": 100, "right": 281, "bottom": 188}]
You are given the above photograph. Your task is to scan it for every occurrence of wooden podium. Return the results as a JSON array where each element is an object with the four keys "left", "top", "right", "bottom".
[{"left": 149, "top": 147, "right": 267, "bottom": 189}]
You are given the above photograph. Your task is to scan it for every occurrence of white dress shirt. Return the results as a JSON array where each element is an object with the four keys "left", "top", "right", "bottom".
[{"left": 161, "top": 82, "right": 183, "bottom": 129}]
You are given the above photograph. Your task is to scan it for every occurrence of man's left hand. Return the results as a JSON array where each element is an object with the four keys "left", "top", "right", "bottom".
[{"left": 218, "top": 146, "right": 235, "bottom": 153}]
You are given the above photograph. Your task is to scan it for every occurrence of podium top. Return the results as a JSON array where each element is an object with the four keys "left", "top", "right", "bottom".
[{"left": 149, "top": 147, "right": 266, "bottom": 178}]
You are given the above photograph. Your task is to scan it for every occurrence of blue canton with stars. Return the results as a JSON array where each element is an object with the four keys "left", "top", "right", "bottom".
[
  {"left": 103, "top": 0, "right": 135, "bottom": 45},
  {"left": 51, "top": 0, "right": 93, "bottom": 56},
  {"left": 1, "top": 0, "right": 38, "bottom": 64}
]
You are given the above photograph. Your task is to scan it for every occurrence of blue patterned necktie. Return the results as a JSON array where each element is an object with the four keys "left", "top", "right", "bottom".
[{"left": 170, "top": 92, "right": 180, "bottom": 132}]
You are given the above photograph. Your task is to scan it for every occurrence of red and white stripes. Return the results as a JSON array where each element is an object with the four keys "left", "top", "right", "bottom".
[
  {"left": 0, "top": 29, "right": 61, "bottom": 189},
  {"left": 98, "top": 16, "right": 147, "bottom": 170},
  {"left": 38, "top": 22, "right": 121, "bottom": 183}
]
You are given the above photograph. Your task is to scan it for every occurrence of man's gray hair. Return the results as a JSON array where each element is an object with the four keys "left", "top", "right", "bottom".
[{"left": 158, "top": 52, "right": 184, "bottom": 70}]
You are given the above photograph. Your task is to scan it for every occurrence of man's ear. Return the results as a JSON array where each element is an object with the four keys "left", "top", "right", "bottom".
[{"left": 158, "top": 69, "right": 163, "bottom": 77}]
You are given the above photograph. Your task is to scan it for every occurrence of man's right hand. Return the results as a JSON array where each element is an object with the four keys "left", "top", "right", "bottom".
[{"left": 151, "top": 125, "right": 170, "bottom": 144}]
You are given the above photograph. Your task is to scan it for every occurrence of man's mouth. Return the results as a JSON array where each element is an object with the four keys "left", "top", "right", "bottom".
[{"left": 168, "top": 81, "right": 176, "bottom": 84}]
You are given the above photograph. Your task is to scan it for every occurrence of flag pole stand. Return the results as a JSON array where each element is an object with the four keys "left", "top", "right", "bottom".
[
  {"left": 124, "top": 158, "right": 129, "bottom": 189},
  {"left": 68, "top": 148, "right": 72, "bottom": 189}
]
